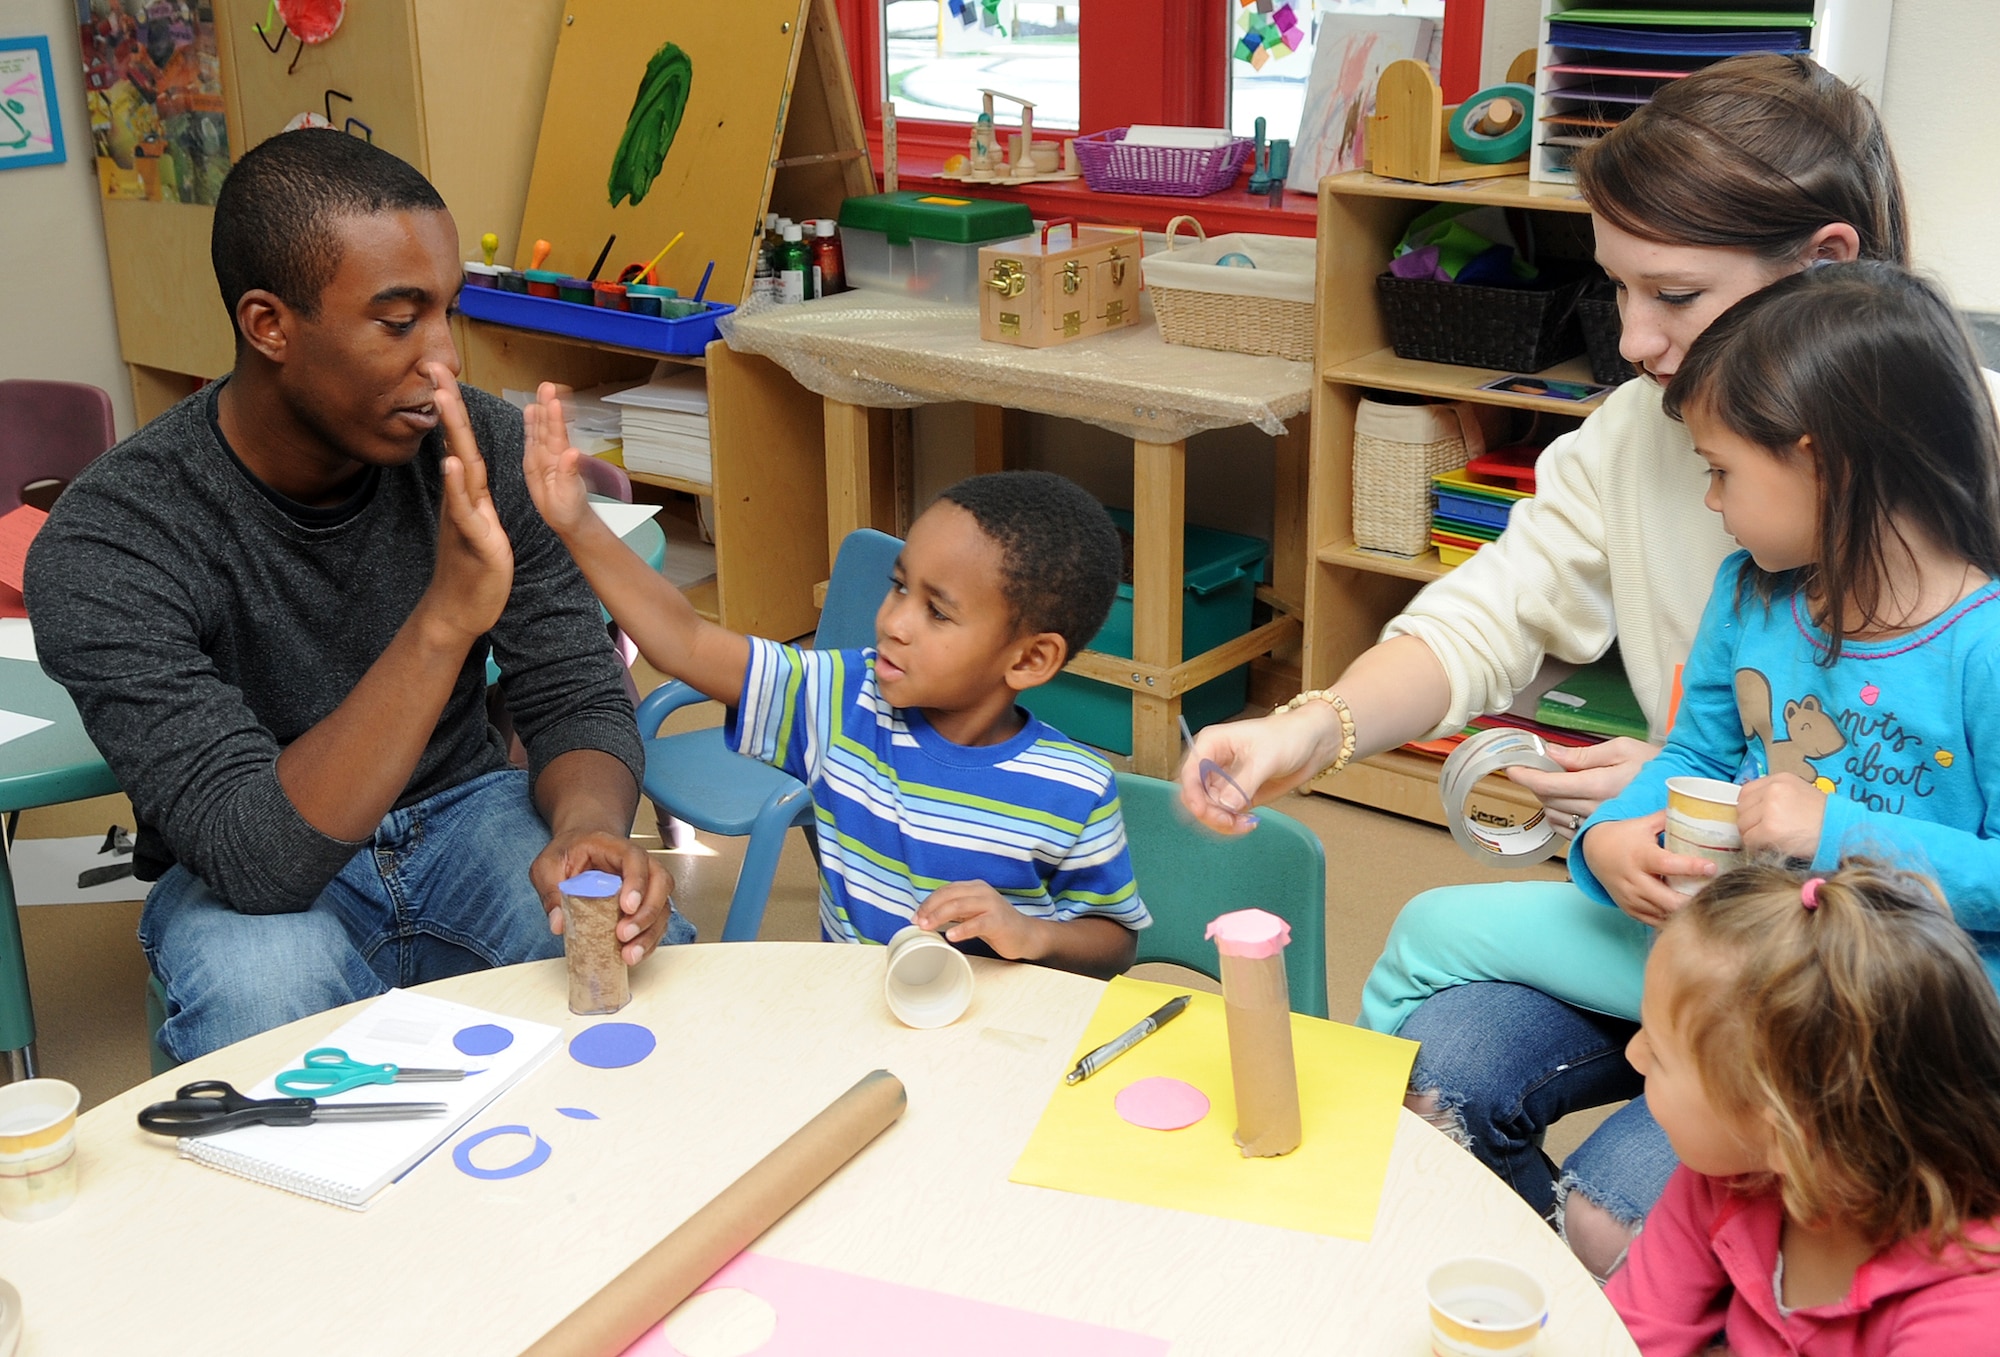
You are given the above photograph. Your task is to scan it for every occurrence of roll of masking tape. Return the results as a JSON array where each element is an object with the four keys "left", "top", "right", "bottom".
[
  {"left": 1448, "top": 82, "right": 1534, "bottom": 165},
  {"left": 1439, "top": 726, "right": 1563, "bottom": 867}
]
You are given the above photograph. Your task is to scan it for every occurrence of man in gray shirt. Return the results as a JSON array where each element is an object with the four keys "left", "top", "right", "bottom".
[{"left": 25, "top": 130, "right": 690, "bottom": 1063}]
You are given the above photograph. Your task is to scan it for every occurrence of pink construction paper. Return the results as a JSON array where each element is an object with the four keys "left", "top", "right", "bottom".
[
  {"left": 1114, "top": 1076, "right": 1211, "bottom": 1132},
  {"left": 1204, "top": 908, "right": 1291, "bottom": 959},
  {"left": 621, "top": 1253, "right": 1169, "bottom": 1357}
]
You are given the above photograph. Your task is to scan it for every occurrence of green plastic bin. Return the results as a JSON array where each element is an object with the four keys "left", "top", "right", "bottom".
[
  {"left": 837, "top": 191, "right": 1034, "bottom": 304},
  {"left": 1021, "top": 510, "right": 1270, "bottom": 755}
]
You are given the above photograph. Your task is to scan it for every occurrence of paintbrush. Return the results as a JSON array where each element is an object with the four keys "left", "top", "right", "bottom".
[{"left": 585, "top": 234, "right": 617, "bottom": 283}]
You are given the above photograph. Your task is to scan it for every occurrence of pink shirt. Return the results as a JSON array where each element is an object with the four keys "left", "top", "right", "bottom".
[{"left": 1609, "top": 1168, "right": 2000, "bottom": 1356}]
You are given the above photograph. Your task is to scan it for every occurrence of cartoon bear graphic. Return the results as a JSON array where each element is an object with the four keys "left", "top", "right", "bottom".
[{"left": 1735, "top": 669, "right": 1847, "bottom": 784}]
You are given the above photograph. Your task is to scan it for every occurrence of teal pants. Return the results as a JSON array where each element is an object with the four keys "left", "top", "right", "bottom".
[{"left": 1357, "top": 880, "right": 1656, "bottom": 1035}]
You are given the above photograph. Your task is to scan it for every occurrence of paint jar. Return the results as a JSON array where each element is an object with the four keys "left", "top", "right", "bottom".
[
  {"left": 591, "top": 281, "right": 629, "bottom": 310},
  {"left": 524, "top": 268, "right": 564, "bottom": 299},
  {"left": 462, "top": 262, "right": 503, "bottom": 289},
  {"left": 555, "top": 277, "right": 595, "bottom": 305},
  {"left": 495, "top": 269, "right": 529, "bottom": 294},
  {"left": 1426, "top": 1257, "right": 1548, "bottom": 1357},
  {"left": 1664, "top": 776, "right": 1743, "bottom": 895},
  {"left": 627, "top": 283, "right": 678, "bottom": 318},
  {"left": 0, "top": 1078, "right": 81, "bottom": 1222},
  {"left": 559, "top": 870, "right": 631, "bottom": 1016},
  {"left": 1206, "top": 908, "right": 1302, "bottom": 1157},
  {"left": 883, "top": 926, "right": 974, "bottom": 1028}
]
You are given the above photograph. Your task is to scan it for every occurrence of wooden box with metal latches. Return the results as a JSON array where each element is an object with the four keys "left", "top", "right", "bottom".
[{"left": 978, "top": 219, "right": 1143, "bottom": 348}]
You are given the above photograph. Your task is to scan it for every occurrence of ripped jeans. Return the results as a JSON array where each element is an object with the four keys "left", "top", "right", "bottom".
[{"left": 1359, "top": 881, "right": 1680, "bottom": 1229}]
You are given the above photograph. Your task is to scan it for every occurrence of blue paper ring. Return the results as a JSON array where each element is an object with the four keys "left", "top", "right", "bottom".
[
  {"left": 453, "top": 1125, "right": 552, "bottom": 1180},
  {"left": 1448, "top": 83, "right": 1534, "bottom": 165}
]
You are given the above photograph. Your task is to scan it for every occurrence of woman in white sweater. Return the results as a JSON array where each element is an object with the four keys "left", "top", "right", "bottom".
[{"left": 1180, "top": 55, "right": 1933, "bottom": 1277}]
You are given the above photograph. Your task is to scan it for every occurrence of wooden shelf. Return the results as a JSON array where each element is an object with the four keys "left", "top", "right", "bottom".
[
  {"left": 627, "top": 469, "right": 714, "bottom": 498},
  {"left": 684, "top": 575, "right": 720, "bottom": 624},
  {"left": 1324, "top": 171, "right": 1593, "bottom": 215},
  {"left": 1317, "top": 540, "right": 1452, "bottom": 584},
  {"left": 1322, "top": 350, "right": 1610, "bottom": 415},
  {"left": 1312, "top": 746, "right": 1543, "bottom": 831}
]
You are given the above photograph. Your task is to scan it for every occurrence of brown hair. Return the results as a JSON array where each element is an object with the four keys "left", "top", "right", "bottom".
[
  {"left": 1662, "top": 860, "right": 2000, "bottom": 1253},
  {"left": 1576, "top": 54, "right": 1908, "bottom": 267},
  {"left": 1661, "top": 262, "right": 2000, "bottom": 654}
]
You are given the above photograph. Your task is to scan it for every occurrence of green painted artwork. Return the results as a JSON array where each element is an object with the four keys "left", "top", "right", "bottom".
[{"left": 608, "top": 41, "right": 693, "bottom": 208}]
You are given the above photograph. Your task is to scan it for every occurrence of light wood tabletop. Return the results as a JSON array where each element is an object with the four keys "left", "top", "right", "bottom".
[{"left": 0, "top": 943, "right": 1637, "bottom": 1356}]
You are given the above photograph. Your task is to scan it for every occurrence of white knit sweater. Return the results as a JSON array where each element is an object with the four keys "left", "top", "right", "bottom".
[{"left": 1384, "top": 373, "right": 2000, "bottom": 741}]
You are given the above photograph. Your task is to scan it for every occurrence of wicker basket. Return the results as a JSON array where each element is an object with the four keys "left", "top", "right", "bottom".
[
  {"left": 1352, "top": 398, "right": 1493, "bottom": 557},
  {"left": 1575, "top": 285, "right": 1631, "bottom": 386},
  {"left": 1072, "top": 128, "right": 1253, "bottom": 196},
  {"left": 1142, "top": 216, "right": 1316, "bottom": 363},
  {"left": 1376, "top": 265, "right": 1589, "bottom": 371}
]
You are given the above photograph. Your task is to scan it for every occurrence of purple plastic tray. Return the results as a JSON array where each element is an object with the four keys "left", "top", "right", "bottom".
[
  {"left": 1072, "top": 128, "right": 1253, "bottom": 197},
  {"left": 457, "top": 285, "right": 732, "bottom": 356}
]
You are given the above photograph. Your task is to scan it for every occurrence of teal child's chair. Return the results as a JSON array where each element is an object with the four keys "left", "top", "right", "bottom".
[
  {"left": 636, "top": 529, "right": 903, "bottom": 942},
  {"left": 1115, "top": 772, "right": 1329, "bottom": 1017}
]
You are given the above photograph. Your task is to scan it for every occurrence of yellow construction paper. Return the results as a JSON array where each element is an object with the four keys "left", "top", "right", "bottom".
[{"left": 1010, "top": 976, "right": 1419, "bottom": 1239}]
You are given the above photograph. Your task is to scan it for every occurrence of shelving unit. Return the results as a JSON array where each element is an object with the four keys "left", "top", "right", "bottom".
[{"left": 1301, "top": 171, "right": 1602, "bottom": 825}]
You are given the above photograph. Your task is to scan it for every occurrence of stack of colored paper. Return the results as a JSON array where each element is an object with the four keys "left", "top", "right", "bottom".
[{"left": 1431, "top": 467, "right": 1530, "bottom": 567}]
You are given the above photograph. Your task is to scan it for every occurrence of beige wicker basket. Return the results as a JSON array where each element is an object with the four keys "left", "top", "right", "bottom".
[
  {"left": 1142, "top": 216, "right": 1316, "bottom": 363},
  {"left": 1352, "top": 399, "right": 1492, "bottom": 557}
]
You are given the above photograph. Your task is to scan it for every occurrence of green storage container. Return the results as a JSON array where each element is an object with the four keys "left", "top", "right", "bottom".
[
  {"left": 837, "top": 192, "right": 1034, "bottom": 305},
  {"left": 1021, "top": 510, "right": 1270, "bottom": 756}
]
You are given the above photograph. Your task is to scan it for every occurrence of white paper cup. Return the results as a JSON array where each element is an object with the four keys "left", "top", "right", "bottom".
[
  {"left": 0, "top": 1079, "right": 80, "bottom": 1223},
  {"left": 1664, "top": 776, "right": 1744, "bottom": 895},
  {"left": 1427, "top": 1256, "right": 1548, "bottom": 1357},
  {"left": 883, "top": 926, "right": 974, "bottom": 1029}
]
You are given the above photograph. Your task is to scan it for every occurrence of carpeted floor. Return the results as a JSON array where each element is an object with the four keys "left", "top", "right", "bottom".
[{"left": 13, "top": 676, "right": 1612, "bottom": 1158}]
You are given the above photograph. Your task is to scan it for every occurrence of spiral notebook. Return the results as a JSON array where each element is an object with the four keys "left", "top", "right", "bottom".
[{"left": 177, "top": 989, "right": 562, "bottom": 1210}]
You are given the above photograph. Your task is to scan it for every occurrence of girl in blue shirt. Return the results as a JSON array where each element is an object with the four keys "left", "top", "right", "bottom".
[{"left": 1565, "top": 261, "right": 2000, "bottom": 1268}]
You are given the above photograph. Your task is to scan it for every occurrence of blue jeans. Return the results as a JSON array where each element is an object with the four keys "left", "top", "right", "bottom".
[
  {"left": 1396, "top": 980, "right": 1679, "bottom": 1228},
  {"left": 140, "top": 768, "right": 696, "bottom": 1063}
]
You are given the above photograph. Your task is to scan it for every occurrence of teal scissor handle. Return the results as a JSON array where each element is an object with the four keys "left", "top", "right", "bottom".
[{"left": 274, "top": 1047, "right": 398, "bottom": 1098}]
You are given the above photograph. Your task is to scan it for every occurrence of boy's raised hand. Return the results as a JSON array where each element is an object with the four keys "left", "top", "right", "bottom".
[
  {"left": 1578, "top": 811, "right": 1715, "bottom": 928},
  {"left": 422, "top": 363, "right": 514, "bottom": 645},
  {"left": 522, "top": 382, "right": 593, "bottom": 537}
]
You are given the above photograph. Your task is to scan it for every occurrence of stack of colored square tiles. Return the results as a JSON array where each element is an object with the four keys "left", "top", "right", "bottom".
[{"left": 1431, "top": 467, "right": 1531, "bottom": 567}]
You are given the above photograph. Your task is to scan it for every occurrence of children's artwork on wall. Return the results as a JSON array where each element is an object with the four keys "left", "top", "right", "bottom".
[
  {"left": 1284, "top": 12, "right": 1435, "bottom": 192},
  {"left": 76, "top": 0, "right": 231, "bottom": 203},
  {"left": 609, "top": 42, "right": 693, "bottom": 208},
  {"left": 0, "top": 35, "right": 65, "bottom": 171}
]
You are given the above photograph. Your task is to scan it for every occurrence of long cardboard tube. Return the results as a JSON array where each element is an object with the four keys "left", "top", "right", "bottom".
[{"left": 518, "top": 1069, "right": 908, "bottom": 1357}]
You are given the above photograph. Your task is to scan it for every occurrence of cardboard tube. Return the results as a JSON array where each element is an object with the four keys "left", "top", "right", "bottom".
[
  {"left": 518, "top": 1070, "right": 907, "bottom": 1357},
  {"left": 1208, "top": 910, "right": 1303, "bottom": 1158}
]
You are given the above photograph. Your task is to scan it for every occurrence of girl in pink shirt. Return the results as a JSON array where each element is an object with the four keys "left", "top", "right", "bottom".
[{"left": 1608, "top": 861, "right": 2000, "bottom": 1354}]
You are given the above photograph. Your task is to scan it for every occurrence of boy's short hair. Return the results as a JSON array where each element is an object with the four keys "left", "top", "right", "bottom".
[
  {"left": 211, "top": 129, "right": 446, "bottom": 339},
  {"left": 938, "top": 471, "right": 1120, "bottom": 656}
]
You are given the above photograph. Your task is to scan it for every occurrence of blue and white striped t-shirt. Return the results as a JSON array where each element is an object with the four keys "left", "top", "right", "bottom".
[{"left": 727, "top": 639, "right": 1150, "bottom": 946}]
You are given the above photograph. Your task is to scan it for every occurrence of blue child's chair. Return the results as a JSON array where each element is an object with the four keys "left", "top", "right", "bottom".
[
  {"left": 636, "top": 529, "right": 903, "bottom": 942},
  {"left": 1115, "top": 771, "right": 1329, "bottom": 1017}
]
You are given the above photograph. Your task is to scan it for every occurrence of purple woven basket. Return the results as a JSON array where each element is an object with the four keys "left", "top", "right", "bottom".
[{"left": 1072, "top": 128, "right": 1253, "bottom": 197}]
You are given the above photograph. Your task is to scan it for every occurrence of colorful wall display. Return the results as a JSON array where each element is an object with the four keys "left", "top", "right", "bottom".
[{"left": 76, "top": 0, "right": 230, "bottom": 203}]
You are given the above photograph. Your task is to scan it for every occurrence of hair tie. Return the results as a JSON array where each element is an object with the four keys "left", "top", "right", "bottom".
[{"left": 1801, "top": 877, "right": 1825, "bottom": 910}]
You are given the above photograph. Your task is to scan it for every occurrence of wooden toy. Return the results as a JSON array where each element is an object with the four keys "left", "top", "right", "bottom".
[
  {"left": 978, "top": 220, "right": 1142, "bottom": 349},
  {"left": 941, "top": 88, "right": 1079, "bottom": 187},
  {"left": 1367, "top": 52, "right": 1536, "bottom": 185}
]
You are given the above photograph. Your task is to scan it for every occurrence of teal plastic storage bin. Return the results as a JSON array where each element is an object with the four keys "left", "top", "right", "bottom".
[{"left": 1022, "top": 510, "right": 1269, "bottom": 755}]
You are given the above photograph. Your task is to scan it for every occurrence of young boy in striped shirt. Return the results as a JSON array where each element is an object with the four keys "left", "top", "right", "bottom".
[{"left": 520, "top": 386, "right": 1149, "bottom": 977}]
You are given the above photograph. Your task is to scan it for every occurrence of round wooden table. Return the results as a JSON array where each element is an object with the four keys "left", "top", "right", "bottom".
[{"left": 0, "top": 944, "right": 1637, "bottom": 1355}]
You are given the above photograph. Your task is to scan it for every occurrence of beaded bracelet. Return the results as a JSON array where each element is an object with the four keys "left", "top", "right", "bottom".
[{"left": 1276, "top": 689, "right": 1357, "bottom": 782}]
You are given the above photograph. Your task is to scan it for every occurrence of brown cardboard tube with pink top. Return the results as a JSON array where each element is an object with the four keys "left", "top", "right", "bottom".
[{"left": 1207, "top": 908, "right": 1303, "bottom": 1157}]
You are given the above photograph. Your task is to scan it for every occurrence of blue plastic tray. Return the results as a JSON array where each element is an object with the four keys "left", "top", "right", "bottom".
[
  {"left": 1434, "top": 491, "right": 1515, "bottom": 531},
  {"left": 457, "top": 286, "right": 733, "bottom": 356}
]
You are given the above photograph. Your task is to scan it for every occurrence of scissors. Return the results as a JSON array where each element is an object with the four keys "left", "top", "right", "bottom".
[
  {"left": 273, "top": 1047, "right": 469, "bottom": 1098},
  {"left": 137, "top": 1080, "right": 449, "bottom": 1138}
]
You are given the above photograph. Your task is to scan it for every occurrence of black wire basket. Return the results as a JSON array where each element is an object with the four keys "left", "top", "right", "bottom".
[
  {"left": 1575, "top": 284, "right": 1632, "bottom": 386},
  {"left": 1375, "top": 265, "right": 1591, "bottom": 372}
]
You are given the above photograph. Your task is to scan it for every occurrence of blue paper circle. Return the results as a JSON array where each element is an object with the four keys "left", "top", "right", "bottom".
[
  {"left": 557, "top": 1107, "right": 600, "bottom": 1120},
  {"left": 559, "top": 870, "right": 623, "bottom": 898},
  {"left": 569, "top": 1022, "right": 657, "bottom": 1069},
  {"left": 453, "top": 1125, "right": 552, "bottom": 1180},
  {"left": 1214, "top": 251, "right": 1257, "bottom": 269},
  {"left": 453, "top": 1024, "right": 515, "bottom": 1057}
]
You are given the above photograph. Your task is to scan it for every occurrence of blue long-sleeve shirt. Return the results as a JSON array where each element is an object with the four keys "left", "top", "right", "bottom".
[{"left": 1573, "top": 552, "right": 2000, "bottom": 984}]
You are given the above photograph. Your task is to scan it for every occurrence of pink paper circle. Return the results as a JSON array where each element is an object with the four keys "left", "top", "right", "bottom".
[{"left": 1115, "top": 1076, "right": 1210, "bottom": 1131}]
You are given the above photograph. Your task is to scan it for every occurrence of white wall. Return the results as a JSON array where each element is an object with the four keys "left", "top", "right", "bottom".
[
  {"left": 1, "top": 0, "right": 136, "bottom": 435},
  {"left": 1480, "top": 0, "right": 2000, "bottom": 309}
]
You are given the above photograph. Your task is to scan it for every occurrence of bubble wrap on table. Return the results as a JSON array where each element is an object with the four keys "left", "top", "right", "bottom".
[{"left": 720, "top": 291, "right": 1312, "bottom": 444}]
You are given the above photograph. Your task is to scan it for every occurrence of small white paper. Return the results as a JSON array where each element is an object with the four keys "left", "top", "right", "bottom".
[
  {"left": 0, "top": 708, "right": 52, "bottom": 748},
  {"left": 11, "top": 834, "right": 141, "bottom": 906},
  {"left": 0, "top": 619, "right": 35, "bottom": 663},
  {"left": 590, "top": 501, "right": 663, "bottom": 539}
]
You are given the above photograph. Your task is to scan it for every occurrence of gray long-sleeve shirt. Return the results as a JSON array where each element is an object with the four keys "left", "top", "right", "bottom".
[{"left": 23, "top": 381, "right": 644, "bottom": 914}]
